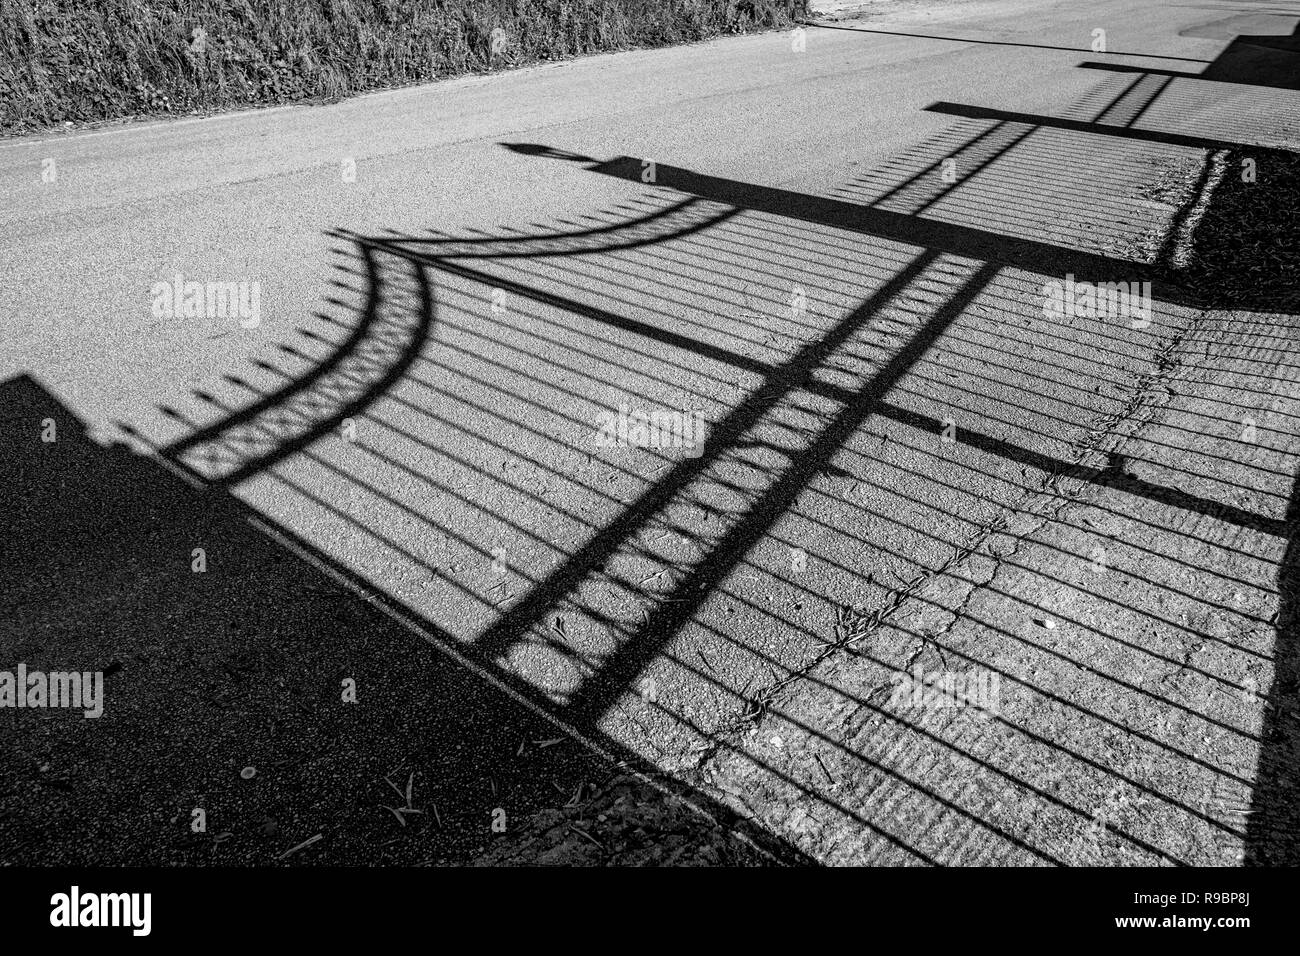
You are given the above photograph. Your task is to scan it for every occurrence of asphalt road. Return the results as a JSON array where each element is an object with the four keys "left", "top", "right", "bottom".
[{"left": 3, "top": 0, "right": 1299, "bottom": 864}]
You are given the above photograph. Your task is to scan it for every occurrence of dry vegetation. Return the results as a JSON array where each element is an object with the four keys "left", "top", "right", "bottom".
[{"left": 1, "top": 0, "right": 806, "bottom": 132}]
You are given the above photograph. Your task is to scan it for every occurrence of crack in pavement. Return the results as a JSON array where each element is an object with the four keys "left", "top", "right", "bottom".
[{"left": 696, "top": 269, "right": 1212, "bottom": 775}]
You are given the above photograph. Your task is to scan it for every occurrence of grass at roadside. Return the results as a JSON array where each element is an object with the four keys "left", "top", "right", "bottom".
[{"left": 1, "top": 0, "right": 807, "bottom": 133}]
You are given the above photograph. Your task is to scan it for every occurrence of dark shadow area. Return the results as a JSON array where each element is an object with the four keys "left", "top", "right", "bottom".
[
  {"left": 1202, "top": 19, "right": 1300, "bottom": 89},
  {"left": 1254, "top": 470, "right": 1300, "bottom": 864},
  {"left": 165, "top": 240, "right": 435, "bottom": 489},
  {"left": 0, "top": 356, "right": 803, "bottom": 863}
]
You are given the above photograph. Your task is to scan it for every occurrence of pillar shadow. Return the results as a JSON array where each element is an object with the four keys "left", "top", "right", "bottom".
[{"left": 1249, "top": 471, "right": 1300, "bottom": 864}]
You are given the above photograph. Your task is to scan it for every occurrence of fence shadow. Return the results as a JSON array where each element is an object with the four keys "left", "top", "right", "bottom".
[{"left": 5, "top": 12, "right": 1299, "bottom": 866}]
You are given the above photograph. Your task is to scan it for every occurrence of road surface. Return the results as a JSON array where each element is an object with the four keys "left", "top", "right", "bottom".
[{"left": 2, "top": 0, "right": 1299, "bottom": 864}]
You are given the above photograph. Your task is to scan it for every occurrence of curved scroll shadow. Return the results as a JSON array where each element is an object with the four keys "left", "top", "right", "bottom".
[
  {"left": 159, "top": 196, "right": 734, "bottom": 490},
  {"left": 162, "top": 235, "right": 435, "bottom": 488}
]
